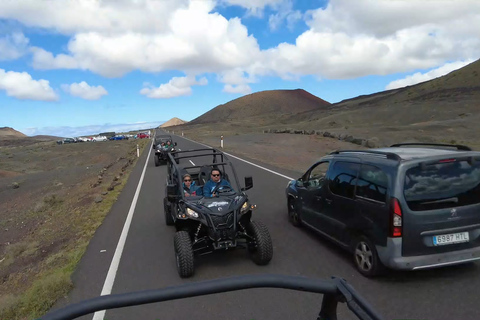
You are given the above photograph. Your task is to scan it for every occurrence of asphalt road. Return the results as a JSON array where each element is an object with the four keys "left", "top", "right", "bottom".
[{"left": 54, "top": 130, "right": 480, "bottom": 320}]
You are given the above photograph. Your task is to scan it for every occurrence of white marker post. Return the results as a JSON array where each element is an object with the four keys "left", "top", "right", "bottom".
[
  {"left": 137, "top": 144, "right": 139, "bottom": 157},
  {"left": 221, "top": 135, "right": 224, "bottom": 148},
  {"left": 182, "top": 131, "right": 184, "bottom": 137}
]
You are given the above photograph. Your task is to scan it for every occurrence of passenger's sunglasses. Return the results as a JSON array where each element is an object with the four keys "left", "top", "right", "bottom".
[
  {"left": 184, "top": 179, "right": 191, "bottom": 182},
  {"left": 211, "top": 174, "right": 220, "bottom": 177}
]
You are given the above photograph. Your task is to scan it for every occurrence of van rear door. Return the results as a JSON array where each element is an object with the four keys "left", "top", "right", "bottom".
[{"left": 400, "top": 157, "right": 480, "bottom": 256}]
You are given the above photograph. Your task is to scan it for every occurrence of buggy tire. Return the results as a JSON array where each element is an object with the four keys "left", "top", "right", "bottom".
[
  {"left": 174, "top": 231, "right": 195, "bottom": 278},
  {"left": 154, "top": 156, "right": 160, "bottom": 167},
  {"left": 164, "top": 198, "right": 174, "bottom": 226},
  {"left": 353, "top": 235, "right": 385, "bottom": 278},
  {"left": 247, "top": 220, "right": 273, "bottom": 265}
]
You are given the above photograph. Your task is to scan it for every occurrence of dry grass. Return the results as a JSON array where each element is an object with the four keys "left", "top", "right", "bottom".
[{"left": 0, "top": 138, "right": 150, "bottom": 320}]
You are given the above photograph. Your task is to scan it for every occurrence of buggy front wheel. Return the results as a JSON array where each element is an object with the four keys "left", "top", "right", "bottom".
[
  {"left": 174, "top": 231, "right": 195, "bottom": 278},
  {"left": 247, "top": 220, "right": 273, "bottom": 265}
]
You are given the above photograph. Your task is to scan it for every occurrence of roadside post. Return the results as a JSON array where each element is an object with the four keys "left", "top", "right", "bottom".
[
  {"left": 137, "top": 144, "right": 139, "bottom": 158},
  {"left": 221, "top": 135, "right": 224, "bottom": 148},
  {"left": 182, "top": 131, "right": 184, "bottom": 137}
]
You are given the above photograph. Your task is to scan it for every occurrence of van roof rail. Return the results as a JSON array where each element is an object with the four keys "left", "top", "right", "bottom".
[
  {"left": 389, "top": 143, "right": 472, "bottom": 151},
  {"left": 329, "top": 150, "right": 402, "bottom": 161}
]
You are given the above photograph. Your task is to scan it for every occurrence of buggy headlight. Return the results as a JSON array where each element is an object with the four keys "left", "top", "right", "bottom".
[
  {"left": 241, "top": 202, "right": 249, "bottom": 214},
  {"left": 186, "top": 208, "right": 199, "bottom": 218}
]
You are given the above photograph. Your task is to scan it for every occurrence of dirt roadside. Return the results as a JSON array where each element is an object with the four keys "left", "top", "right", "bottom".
[{"left": 0, "top": 138, "right": 150, "bottom": 320}]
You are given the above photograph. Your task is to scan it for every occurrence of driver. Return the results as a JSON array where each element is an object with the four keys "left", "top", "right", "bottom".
[{"left": 203, "top": 168, "right": 232, "bottom": 197}]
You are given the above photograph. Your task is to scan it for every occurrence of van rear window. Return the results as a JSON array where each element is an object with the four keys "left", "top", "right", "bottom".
[{"left": 404, "top": 159, "right": 480, "bottom": 211}]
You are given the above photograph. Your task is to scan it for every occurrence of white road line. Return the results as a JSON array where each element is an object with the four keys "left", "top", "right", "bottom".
[
  {"left": 178, "top": 136, "right": 295, "bottom": 181},
  {"left": 189, "top": 160, "right": 196, "bottom": 166},
  {"left": 92, "top": 145, "right": 153, "bottom": 320}
]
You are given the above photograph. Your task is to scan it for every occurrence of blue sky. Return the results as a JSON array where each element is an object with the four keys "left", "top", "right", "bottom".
[{"left": 1, "top": 0, "right": 479, "bottom": 137}]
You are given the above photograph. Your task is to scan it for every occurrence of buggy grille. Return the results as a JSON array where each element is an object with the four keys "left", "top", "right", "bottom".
[{"left": 210, "top": 212, "right": 234, "bottom": 229}]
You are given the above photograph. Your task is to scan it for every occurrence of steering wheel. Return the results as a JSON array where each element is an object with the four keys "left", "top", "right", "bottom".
[{"left": 212, "top": 185, "right": 233, "bottom": 196}]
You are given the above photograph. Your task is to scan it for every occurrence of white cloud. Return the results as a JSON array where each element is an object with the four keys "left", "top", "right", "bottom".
[
  {"left": 0, "top": 0, "right": 190, "bottom": 34},
  {"left": 140, "top": 75, "right": 208, "bottom": 99},
  {"left": 0, "top": 33, "right": 29, "bottom": 61},
  {"left": 385, "top": 59, "right": 475, "bottom": 90},
  {"left": 61, "top": 81, "right": 108, "bottom": 100},
  {"left": 28, "top": 1, "right": 261, "bottom": 78},
  {"left": 268, "top": 1, "right": 302, "bottom": 31},
  {"left": 221, "top": 0, "right": 285, "bottom": 17},
  {"left": 3, "top": 0, "right": 480, "bottom": 84},
  {"left": 223, "top": 84, "right": 251, "bottom": 94},
  {"left": 0, "top": 69, "right": 58, "bottom": 101}
]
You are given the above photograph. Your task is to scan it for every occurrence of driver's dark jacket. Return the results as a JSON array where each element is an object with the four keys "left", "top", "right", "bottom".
[{"left": 203, "top": 179, "right": 232, "bottom": 197}]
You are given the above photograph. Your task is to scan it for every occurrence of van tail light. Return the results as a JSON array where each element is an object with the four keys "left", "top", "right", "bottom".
[{"left": 390, "top": 198, "right": 402, "bottom": 237}]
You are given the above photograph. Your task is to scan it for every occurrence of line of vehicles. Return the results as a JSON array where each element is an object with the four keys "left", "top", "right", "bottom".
[
  {"left": 39, "top": 139, "right": 480, "bottom": 320},
  {"left": 155, "top": 138, "right": 480, "bottom": 279},
  {"left": 56, "top": 132, "right": 151, "bottom": 144}
]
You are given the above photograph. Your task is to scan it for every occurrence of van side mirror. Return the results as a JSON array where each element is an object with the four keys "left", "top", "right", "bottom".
[{"left": 242, "top": 176, "right": 253, "bottom": 191}]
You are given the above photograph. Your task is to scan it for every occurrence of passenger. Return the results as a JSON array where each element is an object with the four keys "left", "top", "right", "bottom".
[
  {"left": 183, "top": 174, "right": 202, "bottom": 196},
  {"left": 203, "top": 169, "right": 232, "bottom": 197}
]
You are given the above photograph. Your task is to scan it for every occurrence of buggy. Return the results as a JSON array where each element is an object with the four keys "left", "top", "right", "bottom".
[
  {"left": 164, "top": 148, "right": 273, "bottom": 278},
  {"left": 153, "top": 134, "right": 177, "bottom": 166}
]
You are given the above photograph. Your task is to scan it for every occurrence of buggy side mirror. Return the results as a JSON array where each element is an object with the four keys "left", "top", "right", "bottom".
[
  {"left": 174, "top": 142, "right": 177, "bottom": 146},
  {"left": 241, "top": 176, "right": 253, "bottom": 191},
  {"left": 167, "top": 183, "right": 179, "bottom": 199}
]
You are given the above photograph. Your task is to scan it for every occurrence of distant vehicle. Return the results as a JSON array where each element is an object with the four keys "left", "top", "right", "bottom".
[
  {"left": 153, "top": 135, "right": 177, "bottom": 166},
  {"left": 93, "top": 136, "right": 108, "bottom": 142},
  {"left": 56, "top": 138, "right": 76, "bottom": 144},
  {"left": 286, "top": 143, "right": 480, "bottom": 277},
  {"left": 136, "top": 133, "right": 149, "bottom": 139},
  {"left": 109, "top": 135, "right": 127, "bottom": 140},
  {"left": 164, "top": 148, "right": 273, "bottom": 278}
]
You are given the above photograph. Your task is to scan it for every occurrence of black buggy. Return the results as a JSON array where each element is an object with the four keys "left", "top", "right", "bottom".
[
  {"left": 153, "top": 134, "right": 177, "bottom": 166},
  {"left": 163, "top": 148, "right": 273, "bottom": 278}
]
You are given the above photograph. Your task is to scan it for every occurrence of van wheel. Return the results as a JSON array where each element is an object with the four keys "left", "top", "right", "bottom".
[
  {"left": 353, "top": 236, "right": 384, "bottom": 277},
  {"left": 287, "top": 198, "right": 301, "bottom": 227}
]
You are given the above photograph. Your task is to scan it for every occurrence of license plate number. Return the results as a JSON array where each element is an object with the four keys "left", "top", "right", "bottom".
[{"left": 433, "top": 232, "right": 469, "bottom": 246}]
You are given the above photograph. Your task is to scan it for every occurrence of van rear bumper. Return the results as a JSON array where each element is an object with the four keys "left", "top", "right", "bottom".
[{"left": 377, "top": 238, "right": 480, "bottom": 270}]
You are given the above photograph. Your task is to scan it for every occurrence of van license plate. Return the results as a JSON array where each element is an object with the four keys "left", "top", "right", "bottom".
[{"left": 433, "top": 232, "right": 469, "bottom": 246}]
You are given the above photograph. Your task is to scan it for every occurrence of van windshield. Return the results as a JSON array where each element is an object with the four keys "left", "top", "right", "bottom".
[{"left": 404, "top": 159, "right": 480, "bottom": 211}]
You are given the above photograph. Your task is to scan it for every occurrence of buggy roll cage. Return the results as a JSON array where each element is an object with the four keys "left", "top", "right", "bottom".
[
  {"left": 38, "top": 274, "right": 384, "bottom": 320},
  {"left": 166, "top": 148, "right": 244, "bottom": 194}
]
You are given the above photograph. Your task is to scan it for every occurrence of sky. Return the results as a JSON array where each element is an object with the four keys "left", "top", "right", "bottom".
[{"left": 0, "top": 0, "right": 479, "bottom": 137}]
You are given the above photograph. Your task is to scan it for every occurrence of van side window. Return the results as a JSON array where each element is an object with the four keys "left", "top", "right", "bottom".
[
  {"left": 306, "top": 162, "right": 330, "bottom": 188},
  {"left": 356, "top": 164, "right": 388, "bottom": 203},
  {"left": 328, "top": 161, "right": 360, "bottom": 199}
]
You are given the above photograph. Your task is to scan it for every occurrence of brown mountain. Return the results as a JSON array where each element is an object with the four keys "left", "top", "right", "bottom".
[
  {"left": 0, "top": 127, "right": 27, "bottom": 138},
  {"left": 160, "top": 117, "right": 187, "bottom": 128},
  {"left": 275, "top": 58, "right": 480, "bottom": 146},
  {"left": 189, "top": 89, "right": 330, "bottom": 126}
]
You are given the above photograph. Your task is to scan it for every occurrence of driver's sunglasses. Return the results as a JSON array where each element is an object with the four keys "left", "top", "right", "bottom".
[
  {"left": 184, "top": 179, "right": 191, "bottom": 182},
  {"left": 211, "top": 174, "right": 220, "bottom": 177}
]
